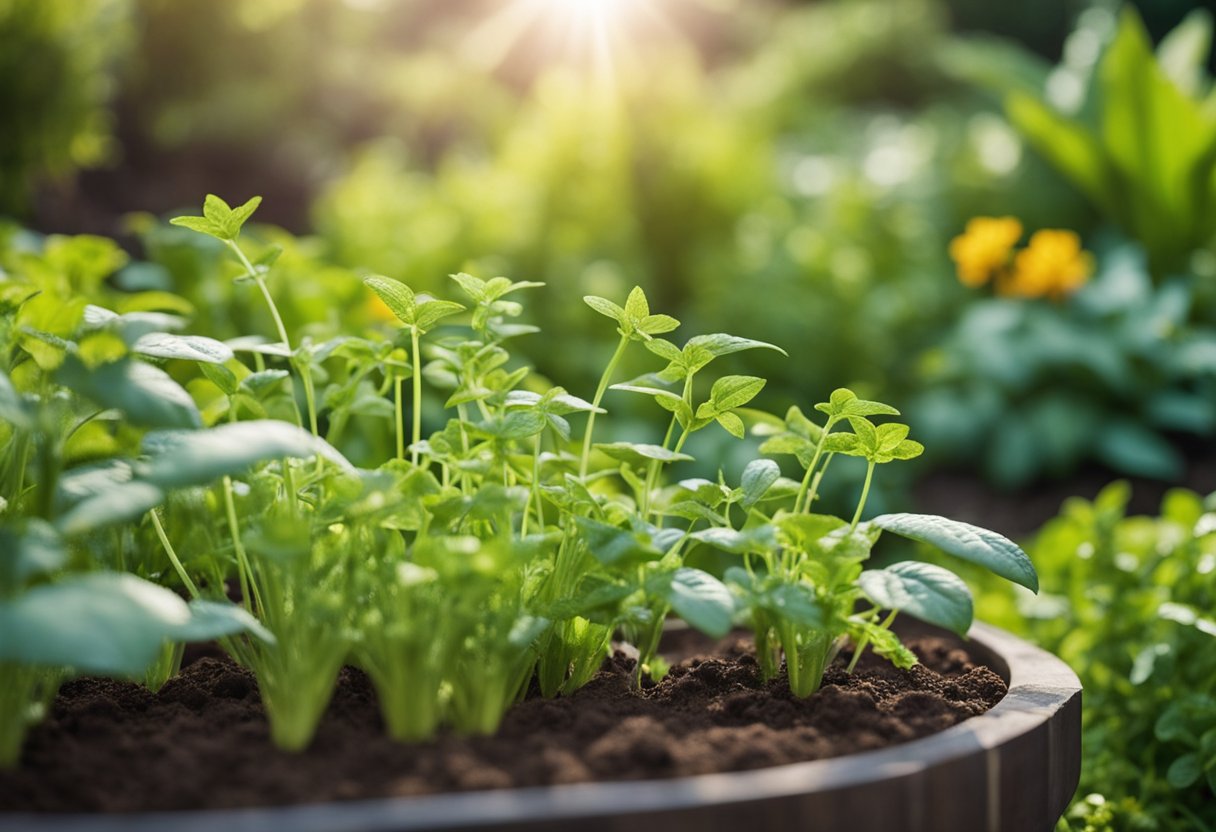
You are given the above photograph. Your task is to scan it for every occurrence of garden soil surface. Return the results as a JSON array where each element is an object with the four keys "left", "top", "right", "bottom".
[{"left": 0, "top": 633, "right": 1006, "bottom": 813}]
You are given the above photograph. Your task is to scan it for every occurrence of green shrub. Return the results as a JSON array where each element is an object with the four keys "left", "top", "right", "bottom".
[
  {"left": 0, "top": 0, "right": 130, "bottom": 214},
  {"left": 970, "top": 482, "right": 1216, "bottom": 831}
]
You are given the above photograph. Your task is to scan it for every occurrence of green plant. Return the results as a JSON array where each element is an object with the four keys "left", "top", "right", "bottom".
[
  {"left": 1, "top": 194, "right": 1039, "bottom": 765},
  {"left": 950, "top": 6, "right": 1216, "bottom": 275},
  {"left": 913, "top": 237, "right": 1216, "bottom": 488},
  {"left": 966, "top": 483, "right": 1216, "bottom": 831}
]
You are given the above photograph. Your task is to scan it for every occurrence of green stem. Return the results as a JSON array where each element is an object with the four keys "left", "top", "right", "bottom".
[
  {"left": 803, "top": 452, "right": 836, "bottom": 514},
  {"left": 523, "top": 433, "right": 545, "bottom": 538},
  {"left": 849, "top": 460, "right": 876, "bottom": 532},
  {"left": 149, "top": 509, "right": 200, "bottom": 599},
  {"left": 394, "top": 376, "right": 405, "bottom": 461},
  {"left": 411, "top": 326, "right": 423, "bottom": 465},
  {"left": 794, "top": 416, "right": 837, "bottom": 514},
  {"left": 222, "top": 475, "right": 263, "bottom": 615},
  {"left": 847, "top": 610, "right": 897, "bottom": 673},
  {"left": 227, "top": 239, "right": 318, "bottom": 438},
  {"left": 579, "top": 334, "right": 630, "bottom": 479}
]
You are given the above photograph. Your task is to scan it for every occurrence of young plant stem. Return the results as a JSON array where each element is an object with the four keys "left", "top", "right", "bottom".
[
  {"left": 149, "top": 509, "right": 200, "bottom": 599},
  {"left": 578, "top": 334, "right": 630, "bottom": 479},
  {"left": 222, "top": 475, "right": 263, "bottom": 615},
  {"left": 523, "top": 433, "right": 545, "bottom": 537},
  {"left": 849, "top": 460, "right": 876, "bottom": 532},
  {"left": 794, "top": 417, "right": 837, "bottom": 514},
  {"left": 847, "top": 609, "right": 897, "bottom": 673},
  {"left": 394, "top": 376, "right": 405, "bottom": 461},
  {"left": 411, "top": 326, "right": 423, "bottom": 465},
  {"left": 226, "top": 239, "right": 318, "bottom": 438}
]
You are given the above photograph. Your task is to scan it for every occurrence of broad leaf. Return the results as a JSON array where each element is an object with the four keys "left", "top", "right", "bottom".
[
  {"left": 739, "top": 459, "right": 781, "bottom": 510},
  {"left": 576, "top": 517, "right": 662, "bottom": 567},
  {"left": 0, "top": 573, "right": 191, "bottom": 676},
  {"left": 595, "top": 442, "right": 693, "bottom": 465},
  {"left": 134, "top": 333, "right": 235, "bottom": 364},
  {"left": 137, "top": 420, "right": 354, "bottom": 489},
  {"left": 859, "top": 562, "right": 974, "bottom": 636},
  {"left": 871, "top": 513, "right": 1039, "bottom": 592},
  {"left": 659, "top": 568, "right": 734, "bottom": 638},
  {"left": 58, "top": 356, "right": 201, "bottom": 429}
]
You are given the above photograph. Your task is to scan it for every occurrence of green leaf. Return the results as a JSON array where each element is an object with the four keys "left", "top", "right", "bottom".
[
  {"left": 55, "top": 480, "right": 165, "bottom": 536},
  {"left": 638, "top": 314, "right": 680, "bottom": 335},
  {"left": 413, "top": 299, "right": 466, "bottom": 333},
  {"left": 575, "top": 517, "right": 662, "bottom": 568},
  {"left": 624, "top": 286, "right": 650, "bottom": 322},
  {"left": 816, "top": 388, "right": 900, "bottom": 418},
  {"left": 170, "top": 600, "right": 275, "bottom": 644},
  {"left": 0, "top": 572, "right": 191, "bottom": 676},
  {"left": 58, "top": 356, "right": 201, "bottom": 430},
  {"left": 660, "top": 568, "right": 734, "bottom": 638},
  {"left": 0, "top": 368, "right": 31, "bottom": 429},
  {"left": 709, "top": 375, "right": 766, "bottom": 412},
  {"left": 763, "top": 583, "right": 824, "bottom": 629},
  {"left": 1166, "top": 753, "right": 1203, "bottom": 789},
  {"left": 0, "top": 521, "right": 66, "bottom": 586},
  {"left": 240, "top": 369, "right": 290, "bottom": 394},
  {"left": 739, "top": 459, "right": 781, "bottom": 510},
  {"left": 133, "top": 333, "right": 235, "bottom": 364},
  {"left": 168, "top": 216, "right": 223, "bottom": 239},
  {"left": 685, "top": 333, "right": 788, "bottom": 364},
  {"left": 225, "top": 196, "right": 262, "bottom": 238},
  {"left": 716, "top": 411, "right": 745, "bottom": 438},
  {"left": 200, "top": 362, "right": 238, "bottom": 395},
  {"left": 584, "top": 295, "right": 626, "bottom": 325},
  {"left": 690, "top": 525, "right": 777, "bottom": 554},
  {"left": 859, "top": 562, "right": 974, "bottom": 636},
  {"left": 137, "top": 420, "right": 353, "bottom": 489},
  {"left": 363, "top": 276, "right": 416, "bottom": 325},
  {"left": 870, "top": 513, "right": 1039, "bottom": 592},
  {"left": 595, "top": 442, "right": 694, "bottom": 465}
]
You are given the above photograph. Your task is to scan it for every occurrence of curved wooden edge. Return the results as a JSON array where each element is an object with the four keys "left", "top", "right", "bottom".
[{"left": 0, "top": 621, "right": 1082, "bottom": 832}]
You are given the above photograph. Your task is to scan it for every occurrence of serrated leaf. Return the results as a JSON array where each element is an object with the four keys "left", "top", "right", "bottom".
[
  {"left": 168, "top": 216, "right": 223, "bottom": 239},
  {"left": 859, "top": 562, "right": 974, "bottom": 636},
  {"left": 584, "top": 296, "right": 625, "bottom": 324},
  {"left": 134, "top": 333, "right": 235, "bottom": 364},
  {"left": 624, "top": 286, "right": 649, "bottom": 322},
  {"left": 363, "top": 276, "right": 416, "bottom": 325},
  {"left": 709, "top": 375, "right": 766, "bottom": 412},
  {"left": 871, "top": 513, "right": 1039, "bottom": 592},
  {"left": 638, "top": 314, "right": 680, "bottom": 335},
  {"left": 716, "top": 411, "right": 745, "bottom": 438},
  {"left": 414, "top": 299, "right": 466, "bottom": 333}
]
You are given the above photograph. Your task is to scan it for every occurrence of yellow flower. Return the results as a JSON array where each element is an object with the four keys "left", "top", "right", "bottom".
[
  {"left": 949, "top": 217, "right": 1023, "bottom": 287},
  {"left": 1004, "top": 230, "right": 1093, "bottom": 300}
]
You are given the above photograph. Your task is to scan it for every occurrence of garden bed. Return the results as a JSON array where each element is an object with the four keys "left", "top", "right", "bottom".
[{"left": 0, "top": 621, "right": 1080, "bottom": 831}]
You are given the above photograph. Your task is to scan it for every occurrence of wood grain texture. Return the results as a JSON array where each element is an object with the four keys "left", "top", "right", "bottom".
[{"left": 0, "top": 621, "right": 1082, "bottom": 832}]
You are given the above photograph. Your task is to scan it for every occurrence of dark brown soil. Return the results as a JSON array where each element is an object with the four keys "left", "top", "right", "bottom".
[{"left": 0, "top": 634, "right": 1005, "bottom": 813}]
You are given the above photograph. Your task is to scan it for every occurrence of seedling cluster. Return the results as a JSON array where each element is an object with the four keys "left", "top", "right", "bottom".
[{"left": 0, "top": 196, "right": 1037, "bottom": 763}]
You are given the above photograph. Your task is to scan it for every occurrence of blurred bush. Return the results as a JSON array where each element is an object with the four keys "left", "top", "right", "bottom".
[
  {"left": 913, "top": 236, "right": 1216, "bottom": 488},
  {"left": 950, "top": 5, "right": 1216, "bottom": 275},
  {"left": 962, "top": 483, "right": 1216, "bottom": 831},
  {"left": 0, "top": 0, "right": 130, "bottom": 214}
]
